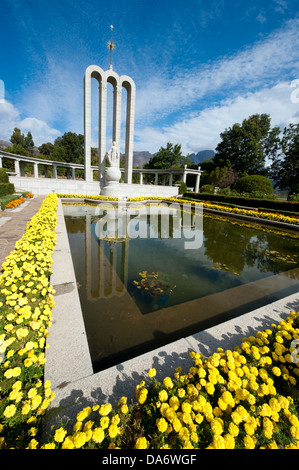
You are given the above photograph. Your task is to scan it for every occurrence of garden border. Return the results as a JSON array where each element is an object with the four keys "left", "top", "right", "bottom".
[{"left": 44, "top": 198, "right": 299, "bottom": 432}]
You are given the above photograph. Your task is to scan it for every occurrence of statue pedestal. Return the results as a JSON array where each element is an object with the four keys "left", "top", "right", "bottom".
[{"left": 104, "top": 166, "right": 121, "bottom": 185}]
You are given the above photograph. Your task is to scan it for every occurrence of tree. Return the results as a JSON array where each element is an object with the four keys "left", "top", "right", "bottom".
[
  {"left": 38, "top": 142, "right": 54, "bottom": 156},
  {"left": 24, "top": 131, "right": 34, "bottom": 153},
  {"left": 10, "top": 128, "right": 26, "bottom": 147},
  {"left": 9, "top": 128, "right": 35, "bottom": 155},
  {"left": 270, "top": 123, "right": 299, "bottom": 195},
  {"left": 213, "top": 114, "right": 281, "bottom": 176},
  {"left": 144, "top": 143, "right": 187, "bottom": 170},
  {"left": 52, "top": 132, "right": 84, "bottom": 164}
]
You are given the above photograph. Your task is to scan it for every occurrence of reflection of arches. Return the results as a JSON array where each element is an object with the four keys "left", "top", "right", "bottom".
[
  {"left": 85, "top": 214, "right": 129, "bottom": 301},
  {"left": 84, "top": 65, "right": 135, "bottom": 187}
]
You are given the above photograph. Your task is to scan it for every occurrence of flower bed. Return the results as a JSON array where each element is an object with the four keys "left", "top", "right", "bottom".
[
  {"left": 4, "top": 192, "right": 34, "bottom": 210},
  {"left": 0, "top": 193, "right": 298, "bottom": 449},
  {"left": 128, "top": 196, "right": 299, "bottom": 226},
  {"left": 0, "top": 193, "right": 57, "bottom": 448}
]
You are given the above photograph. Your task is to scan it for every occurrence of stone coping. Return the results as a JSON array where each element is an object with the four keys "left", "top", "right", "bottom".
[{"left": 43, "top": 199, "right": 299, "bottom": 432}]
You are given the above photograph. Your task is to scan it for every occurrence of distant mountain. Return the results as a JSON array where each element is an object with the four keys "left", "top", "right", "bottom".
[
  {"left": 0, "top": 139, "right": 12, "bottom": 150},
  {"left": 189, "top": 150, "right": 215, "bottom": 164}
]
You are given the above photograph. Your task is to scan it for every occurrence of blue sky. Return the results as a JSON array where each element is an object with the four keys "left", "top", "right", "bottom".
[{"left": 0, "top": 0, "right": 298, "bottom": 156}]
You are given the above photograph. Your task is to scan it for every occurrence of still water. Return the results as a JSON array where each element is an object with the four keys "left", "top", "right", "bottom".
[{"left": 64, "top": 203, "right": 299, "bottom": 372}]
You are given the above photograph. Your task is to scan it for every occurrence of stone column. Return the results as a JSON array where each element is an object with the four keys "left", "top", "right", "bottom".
[
  {"left": 182, "top": 165, "right": 187, "bottom": 183},
  {"left": 14, "top": 159, "right": 20, "bottom": 177},
  {"left": 84, "top": 69, "right": 92, "bottom": 182},
  {"left": 123, "top": 79, "right": 136, "bottom": 185},
  {"left": 20, "top": 161, "right": 26, "bottom": 177},
  {"left": 34, "top": 162, "right": 39, "bottom": 178},
  {"left": 53, "top": 165, "right": 57, "bottom": 179},
  {"left": 72, "top": 167, "right": 76, "bottom": 180},
  {"left": 195, "top": 174, "right": 200, "bottom": 193},
  {"left": 169, "top": 173, "right": 173, "bottom": 186},
  {"left": 113, "top": 84, "right": 122, "bottom": 151},
  {"left": 139, "top": 172, "right": 143, "bottom": 184},
  {"left": 99, "top": 81, "right": 107, "bottom": 188},
  {"left": 155, "top": 172, "right": 158, "bottom": 185},
  {"left": 0, "top": 156, "right": 2, "bottom": 168}
]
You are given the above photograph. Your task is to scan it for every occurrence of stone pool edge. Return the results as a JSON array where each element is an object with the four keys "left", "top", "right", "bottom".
[{"left": 43, "top": 199, "right": 299, "bottom": 430}]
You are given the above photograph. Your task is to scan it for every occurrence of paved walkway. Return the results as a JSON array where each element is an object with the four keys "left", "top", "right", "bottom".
[{"left": 0, "top": 195, "right": 45, "bottom": 268}]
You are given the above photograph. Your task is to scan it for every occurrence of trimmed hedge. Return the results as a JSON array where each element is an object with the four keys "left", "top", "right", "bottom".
[
  {"left": 184, "top": 192, "right": 299, "bottom": 213},
  {"left": 0, "top": 168, "right": 9, "bottom": 183},
  {"left": 0, "top": 183, "right": 15, "bottom": 197}
]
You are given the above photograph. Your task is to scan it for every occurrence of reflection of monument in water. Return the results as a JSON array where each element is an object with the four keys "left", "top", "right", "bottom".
[
  {"left": 83, "top": 205, "right": 199, "bottom": 302},
  {"left": 85, "top": 213, "right": 130, "bottom": 301}
]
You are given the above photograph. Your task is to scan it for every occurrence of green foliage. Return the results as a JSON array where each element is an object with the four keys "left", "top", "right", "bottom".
[
  {"left": 10, "top": 128, "right": 35, "bottom": 155},
  {"left": 213, "top": 114, "right": 281, "bottom": 176},
  {"left": 200, "top": 184, "right": 214, "bottom": 193},
  {"left": 0, "top": 168, "right": 9, "bottom": 183},
  {"left": 270, "top": 123, "right": 299, "bottom": 194},
  {"left": 144, "top": 143, "right": 186, "bottom": 170},
  {"left": 184, "top": 192, "right": 299, "bottom": 212},
  {"left": 0, "top": 183, "right": 15, "bottom": 197},
  {"left": 176, "top": 180, "right": 187, "bottom": 194},
  {"left": 234, "top": 175, "right": 273, "bottom": 195}
]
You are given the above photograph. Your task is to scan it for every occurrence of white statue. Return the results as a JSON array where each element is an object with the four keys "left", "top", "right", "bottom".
[
  {"left": 105, "top": 141, "right": 121, "bottom": 184},
  {"left": 106, "top": 141, "right": 120, "bottom": 168}
]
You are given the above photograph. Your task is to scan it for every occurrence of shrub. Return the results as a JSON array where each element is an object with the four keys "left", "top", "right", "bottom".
[
  {"left": 200, "top": 184, "right": 214, "bottom": 193},
  {"left": 176, "top": 180, "right": 187, "bottom": 194},
  {"left": 0, "top": 168, "right": 9, "bottom": 183},
  {"left": 0, "top": 183, "right": 15, "bottom": 197},
  {"left": 234, "top": 175, "right": 273, "bottom": 195}
]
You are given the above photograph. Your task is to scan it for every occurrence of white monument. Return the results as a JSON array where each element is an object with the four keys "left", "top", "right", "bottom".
[
  {"left": 84, "top": 26, "right": 135, "bottom": 195},
  {"left": 83, "top": 26, "right": 180, "bottom": 199}
]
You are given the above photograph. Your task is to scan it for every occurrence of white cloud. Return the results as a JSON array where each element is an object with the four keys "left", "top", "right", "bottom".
[
  {"left": 134, "top": 17, "right": 299, "bottom": 125},
  {"left": 0, "top": 100, "right": 60, "bottom": 146},
  {"left": 134, "top": 81, "right": 299, "bottom": 155}
]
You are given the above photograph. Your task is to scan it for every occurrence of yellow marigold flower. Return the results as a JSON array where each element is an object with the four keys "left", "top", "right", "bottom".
[
  {"left": 31, "top": 395, "right": 42, "bottom": 410},
  {"left": 244, "top": 435, "right": 255, "bottom": 449},
  {"left": 4, "top": 404, "right": 16, "bottom": 418},
  {"left": 121, "top": 404, "right": 128, "bottom": 414},
  {"left": 181, "top": 401, "right": 192, "bottom": 414},
  {"left": 41, "top": 443, "right": 56, "bottom": 449},
  {"left": 177, "top": 388, "right": 185, "bottom": 398},
  {"left": 211, "top": 417, "right": 224, "bottom": 435},
  {"left": 195, "top": 413, "right": 204, "bottom": 425},
  {"left": 22, "top": 402, "right": 31, "bottom": 415},
  {"left": 205, "top": 382, "right": 215, "bottom": 395},
  {"left": 173, "top": 417, "right": 182, "bottom": 432},
  {"left": 137, "top": 388, "right": 148, "bottom": 404},
  {"left": 135, "top": 437, "right": 149, "bottom": 449},
  {"left": 61, "top": 436, "right": 75, "bottom": 449},
  {"left": 99, "top": 403, "right": 112, "bottom": 417},
  {"left": 27, "top": 439, "right": 38, "bottom": 449},
  {"left": 158, "top": 389, "right": 168, "bottom": 402},
  {"left": 156, "top": 417, "right": 168, "bottom": 433},
  {"left": 54, "top": 427, "right": 67, "bottom": 443},
  {"left": 92, "top": 427, "right": 105, "bottom": 444},
  {"left": 244, "top": 423, "right": 255, "bottom": 436},
  {"left": 27, "top": 387, "right": 37, "bottom": 399},
  {"left": 73, "top": 421, "right": 82, "bottom": 432},
  {"left": 179, "top": 427, "right": 190, "bottom": 442},
  {"left": 231, "top": 411, "right": 242, "bottom": 425},
  {"left": 163, "top": 377, "right": 174, "bottom": 389},
  {"left": 148, "top": 368, "right": 156, "bottom": 378},
  {"left": 72, "top": 431, "right": 87, "bottom": 448},
  {"left": 108, "top": 424, "right": 119, "bottom": 439},
  {"left": 224, "top": 433, "right": 235, "bottom": 449},
  {"left": 169, "top": 395, "right": 180, "bottom": 410}
]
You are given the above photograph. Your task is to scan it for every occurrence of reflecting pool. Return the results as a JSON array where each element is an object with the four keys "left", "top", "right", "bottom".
[{"left": 64, "top": 202, "right": 299, "bottom": 372}]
